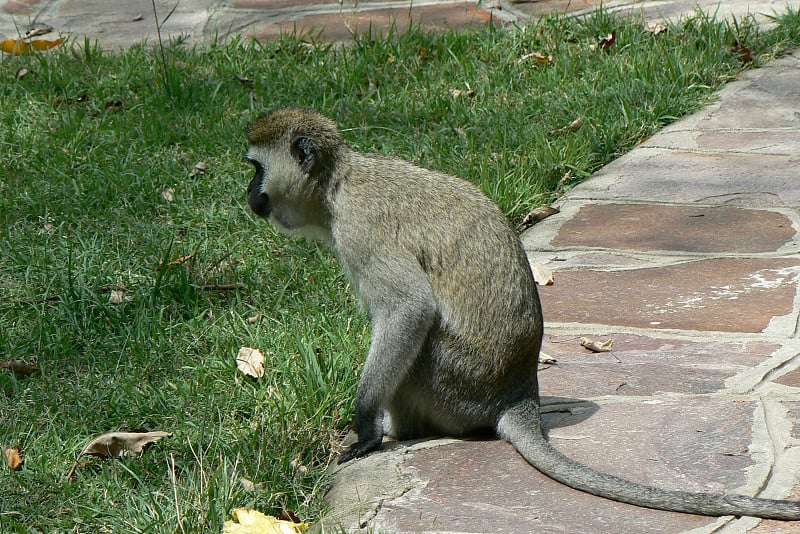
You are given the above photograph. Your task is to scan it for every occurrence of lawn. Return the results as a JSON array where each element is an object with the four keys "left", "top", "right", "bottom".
[{"left": 2, "top": 7, "right": 800, "bottom": 532}]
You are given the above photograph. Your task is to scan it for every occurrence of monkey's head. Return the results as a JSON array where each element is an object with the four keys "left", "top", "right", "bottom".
[{"left": 246, "top": 108, "right": 343, "bottom": 239}]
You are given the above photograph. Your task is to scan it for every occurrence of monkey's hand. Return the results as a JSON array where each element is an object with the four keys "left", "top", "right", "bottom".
[{"left": 337, "top": 435, "right": 383, "bottom": 464}]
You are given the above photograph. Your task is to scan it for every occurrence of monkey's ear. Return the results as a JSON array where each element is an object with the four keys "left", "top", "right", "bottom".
[{"left": 291, "top": 135, "right": 319, "bottom": 175}]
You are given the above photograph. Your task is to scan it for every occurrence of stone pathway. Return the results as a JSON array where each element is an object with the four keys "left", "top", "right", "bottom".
[
  {"left": 0, "top": 1, "right": 790, "bottom": 49},
  {"left": 321, "top": 46, "right": 800, "bottom": 534}
]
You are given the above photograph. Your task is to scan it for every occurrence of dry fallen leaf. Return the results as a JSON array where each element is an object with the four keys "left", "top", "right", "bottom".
[
  {"left": 538, "top": 352, "right": 557, "bottom": 365},
  {"left": 159, "top": 254, "right": 193, "bottom": 270},
  {"left": 189, "top": 161, "right": 207, "bottom": 178},
  {"left": 519, "top": 51, "right": 554, "bottom": 64},
  {"left": 54, "top": 92, "right": 89, "bottom": 107},
  {"left": 77, "top": 431, "right": 172, "bottom": 459},
  {"left": 223, "top": 508, "right": 308, "bottom": 534},
  {"left": 0, "top": 37, "right": 64, "bottom": 55},
  {"left": 105, "top": 99, "right": 124, "bottom": 111},
  {"left": 521, "top": 205, "right": 559, "bottom": 228},
  {"left": 236, "top": 74, "right": 255, "bottom": 87},
  {"left": 108, "top": 289, "right": 131, "bottom": 304},
  {"left": 239, "top": 476, "right": 266, "bottom": 492},
  {"left": 161, "top": 188, "right": 175, "bottom": 202},
  {"left": 644, "top": 22, "right": 668, "bottom": 35},
  {"left": 5, "top": 447, "right": 23, "bottom": 470},
  {"left": 65, "top": 430, "right": 171, "bottom": 479},
  {"left": 580, "top": 336, "right": 614, "bottom": 353},
  {"left": 557, "top": 170, "right": 574, "bottom": 189},
  {"left": 23, "top": 26, "right": 53, "bottom": 39},
  {"left": 237, "top": 347, "right": 265, "bottom": 379},
  {"left": 246, "top": 314, "right": 261, "bottom": 324},
  {"left": 530, "top": 260, "right": 554, "bottom": 286},
  {"left": 731, "top": 40, "right": 754, "bottom": 64},
  {"left": 450, "top": 83, "right": 475, "bottom": 98},
  {"left": 0, "top": 359, "right": 38, "bottom": 375},
  {"left": 549, "top": 117, "right": 584, "bottom": 136},
  {"left": 15, "top": 67, "right": 34, "bottom": 80},
  {"left": 590, "top": 31, "right": 616, "bottom": 51}
]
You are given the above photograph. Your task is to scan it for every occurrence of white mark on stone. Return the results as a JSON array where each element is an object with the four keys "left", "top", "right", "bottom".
[{"left": 642, "top": 265, "right": 800, "bottom": 316}]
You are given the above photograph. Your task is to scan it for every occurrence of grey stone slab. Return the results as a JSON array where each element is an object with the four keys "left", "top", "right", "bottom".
[
  {"left": 539, "top": 258, "right": 800, "bottom": 332},
  {"left": 551, "top": 203, "right": 796, "bottom": 253},
  {"left": 538, "top": 251, "right": 664, "bottom": 270},
  {"left": 540, "top": 334, "right": 778, "bottom": 397},
  {"left": 643, "top": 129, "right": 800, "bottom": 156},
  {"left": 503, "top": 0, "right": 796, "bottom": 28},
  {"left": 567, "top": 148, "right": 800, "bottom": 207},
  {"left": 51, "top": 0, "right": 214, "bottom": 49}
]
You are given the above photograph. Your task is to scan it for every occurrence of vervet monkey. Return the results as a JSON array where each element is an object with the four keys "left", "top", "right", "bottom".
[{"left": 246, "top": 107, "right": 800, "bottom": 520}]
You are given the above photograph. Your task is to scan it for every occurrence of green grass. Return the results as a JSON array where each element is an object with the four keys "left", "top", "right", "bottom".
[{"left": 1, "top": 6, "right": 800, "bottom": 532}]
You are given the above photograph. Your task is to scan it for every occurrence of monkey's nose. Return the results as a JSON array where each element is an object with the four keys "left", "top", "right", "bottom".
[{"left": 248, "top": 192, "right": 272, "bottom": 218}]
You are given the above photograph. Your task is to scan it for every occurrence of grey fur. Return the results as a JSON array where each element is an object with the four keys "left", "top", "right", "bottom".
[{"left": 246, "top": 107, "right": 800, "bottom": 520}]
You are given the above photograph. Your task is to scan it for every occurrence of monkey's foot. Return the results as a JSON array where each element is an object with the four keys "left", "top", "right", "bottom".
[{"left": 337, "top": 437, "right": 383, "bottom": 464}]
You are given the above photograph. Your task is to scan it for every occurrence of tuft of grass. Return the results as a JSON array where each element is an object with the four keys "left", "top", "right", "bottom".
[{"left": 1, "top": 7, "right": 799, "bottom": 531}]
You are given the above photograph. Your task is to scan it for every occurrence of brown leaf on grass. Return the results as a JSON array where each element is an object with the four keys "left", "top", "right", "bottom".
[
  {"left": 519, "top": 51, "right": 554, "bottom": 64},
  {"left": 237, "top": 347, "right": 265, "bottom": 379},
  {"left": 549, "top": 117, "right": 584, "bottom": 136},
  {"left": 5, "top": 447, "right": 23, "bottom": 470},
  {"left": 65, "top": 430, "right": 171, "bottom": 479},
  {"left": 590, "top": 31, "right": 616, "bottom": 51},
  {"left": 580, "top": 336, "right": 614, "bottom": 353},
  {"left": 236, "top": 74, "right": 255, "bottom": 87},
  {"left": 417, "top": 46, "right": 432, "bottom": 62},
  {"left": 450, "top": 83, "right": 475, "bottom": 98},
  {"left": 731, "top": 40, "right": 754, "bottom": 64},
  {"left": 557, "top": 170, "right": 574, "bottom": 188},
  {"left": 279, "top": 509, "right": 303, "bottom": 524},
  {"left": 158, "top": 254, "right": 193, "bottom": 270},
  {"left": 78, "top": 431, "right": 172, "bottom": 459},
  {"left": 644, "top": 22, "right": 667, "bottom": 35},
  {"left": 15, "top": 67, "right": 34, "bottom": 80},
  {"left": 0, "top": 359, "right": 38, "bottom": 376},
  {"left": 108, "top": 289, "right": 133, "bottom": 304},
  {"left": 239, "top": 476, "right": 266, "bottom": 492},
  {"left": 189, "top": 161, "right": 207, "bottom": 178},
  {"left": 0, "top": 37, "right": 64, "bottom": 55},
  {"left": 54, "top": 93, "right": 89, "bottom": 107},
  {"left": 521, "top": 205, "right": 559, "bottom": 228}
]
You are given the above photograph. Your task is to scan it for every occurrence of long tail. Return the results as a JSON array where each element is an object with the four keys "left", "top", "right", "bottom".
[{"left": 497, "top": 399, "right": 800, "bottom": 520}]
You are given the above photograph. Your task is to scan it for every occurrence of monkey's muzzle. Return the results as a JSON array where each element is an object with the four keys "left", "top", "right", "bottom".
[
  {"left": 247, "top": 188, "right": 272, "bottom": 218},
  {"left": 247, "top": 163, "right": 272, "bottom": 218}
]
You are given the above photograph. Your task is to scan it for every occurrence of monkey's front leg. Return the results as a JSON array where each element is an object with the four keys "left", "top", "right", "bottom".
[{"left": 338, "top": 264, "right": 436, "bottom": 464}]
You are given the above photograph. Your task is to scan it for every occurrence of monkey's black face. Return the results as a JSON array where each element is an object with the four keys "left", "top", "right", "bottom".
[{"left": 247, "top": 158, "right": 272, "bottom": 217}]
